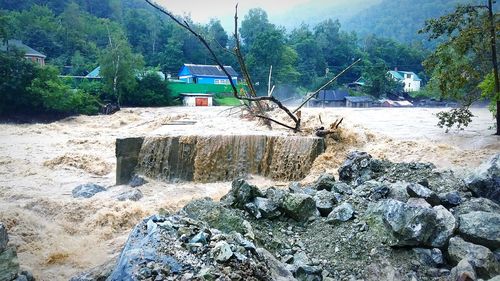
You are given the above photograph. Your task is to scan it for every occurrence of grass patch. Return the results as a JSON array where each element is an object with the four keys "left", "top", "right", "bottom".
[{"left": 214, "top": 97, "right": 242, "bottom": 106}]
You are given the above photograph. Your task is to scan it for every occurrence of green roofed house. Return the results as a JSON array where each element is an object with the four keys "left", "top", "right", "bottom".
[
  {"left": 388, "top": 70, "right": 421, "bottom": 92},
  {"left": 0, "top": 39, "right": 46, "bottom": 66}
]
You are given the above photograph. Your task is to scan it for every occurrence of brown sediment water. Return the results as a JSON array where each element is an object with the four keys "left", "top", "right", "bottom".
[
  {"left": 0, "top": 106, "right": 498, "bottom": 280},
  {"left": 135, "top": 135, "right": 325, "bottom": 182}
]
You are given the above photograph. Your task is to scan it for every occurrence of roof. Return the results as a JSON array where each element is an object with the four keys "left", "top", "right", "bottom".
[
  {"left": 345, "top": 96, "right": 373, "bottom": 103},
  {"left": 85, "top": 66, "right": 101, "bottom": 78},
  {"left": 183, "top": 64, "right": 239, "bottom": 77},
  {"left": 0, "top": 40, "right": 46, "bottom": 58},
  {"left": 180, "top": 93, "right": 214, "bottom": 97},
  {"left": 388, "top": 70, "right": 421, "bottom": 81},
  {"left": 313, "top": 89, "right": 349, "bottom": 101}
]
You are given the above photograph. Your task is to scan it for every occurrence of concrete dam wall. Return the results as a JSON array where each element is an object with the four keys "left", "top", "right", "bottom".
[{"left": 116, "top": 135, "right": 325, "bottom": 184}]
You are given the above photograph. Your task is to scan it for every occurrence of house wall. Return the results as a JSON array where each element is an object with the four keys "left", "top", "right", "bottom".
[
  {"left": 26, "top": 55, "right": 45, "bottom": 66},
  {"left": 183, "top": 96, "right": 213, "bottom": 107},
  {"left": 346, "top": 101, "right": 370, "bottom": 108},
  {"left": 403, "top": 77, "right": 420, "bottom": 92}
]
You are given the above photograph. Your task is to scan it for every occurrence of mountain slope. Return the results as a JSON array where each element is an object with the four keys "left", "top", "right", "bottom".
[{"left": 343, "top": 0, "right": 479, "bottom": 46}]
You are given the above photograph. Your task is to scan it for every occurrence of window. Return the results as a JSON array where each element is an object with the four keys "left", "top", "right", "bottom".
[
  {"left": 406, "top": 74, "right": 412, "bottom": 79},
  {"left": 214, "top": 79, "right": 228, "bottom": 85}
]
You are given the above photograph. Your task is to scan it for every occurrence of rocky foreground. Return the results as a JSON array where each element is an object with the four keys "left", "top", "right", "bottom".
[
  {"left": 75, "top": 151, "right": 499, "bottom": 281},
  {"left": 4, "top": 151, "right": 499, "bottom": 281}
]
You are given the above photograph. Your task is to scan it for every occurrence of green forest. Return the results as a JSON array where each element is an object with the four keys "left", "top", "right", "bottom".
[{"left": 0, "top": 0, "right": 497, "bottom": 124}]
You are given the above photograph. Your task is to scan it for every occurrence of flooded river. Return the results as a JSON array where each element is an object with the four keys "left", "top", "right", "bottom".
[{"left": 0, "top": 106, "right": 498, "bottom": 280}]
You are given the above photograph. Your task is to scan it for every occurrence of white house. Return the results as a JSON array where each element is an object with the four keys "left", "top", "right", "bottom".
[
  {"left": 388, "top": 70, "right": 421, "bottom": 92},
  {"left": 181, "top": 93, "right": 213, "bottom": 107}
]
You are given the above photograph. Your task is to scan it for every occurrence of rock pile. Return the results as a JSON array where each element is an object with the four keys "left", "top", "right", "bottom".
[{"left": 85, "top": 151, "right": 499, "bottom": 281}]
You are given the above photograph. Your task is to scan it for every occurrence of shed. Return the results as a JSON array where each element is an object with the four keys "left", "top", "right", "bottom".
[
  {"left": 345, "top": 96, "right": 374, "bottom": 108},
  {"left": 309, "top": 89, "right": 349, "bottom": 107},
  {"left": 178, "top": 64, "right": 239, "bottom": 85},
  {"left": 181, "top": 93, "right": 213, "bottom": 107}
]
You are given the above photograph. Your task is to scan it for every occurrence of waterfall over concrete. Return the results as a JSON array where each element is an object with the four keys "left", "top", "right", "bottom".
[{"left": 117, "top": 135, "right": 325, "bottom": 183}]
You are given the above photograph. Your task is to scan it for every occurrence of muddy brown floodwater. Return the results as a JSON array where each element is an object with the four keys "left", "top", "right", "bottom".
[{"left": 0, "top": 106, "right": 498, "bottom": 280}]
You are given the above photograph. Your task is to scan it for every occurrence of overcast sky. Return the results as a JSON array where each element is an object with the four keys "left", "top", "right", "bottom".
[{"left": 155, "top": 0, "right": 380, "bottom": 31}]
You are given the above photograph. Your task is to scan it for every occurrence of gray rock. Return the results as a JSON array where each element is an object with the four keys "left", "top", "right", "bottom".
[
  {"left": 253, "top": 197, "right": 280, "bottom": 219},
  {"left": 313, "top": 190, "right": 336, "bottom": 217},
  {"left": 313, "top": 173, "right": 336, "bottom": 191},
  {"left": 454, "top": 197, "right": 500, "bottom": 216},
  {"left": 465, "top": 153, "right": 500, "bottom": 203},
  {"left": 69, "top": 258, "right": 116, "bottom": 281},
  {"left": 327, "top": 202, "right": 354, "bottom": 223},
  {"left": 266, "top": 187, "right": 286, "bottom": 207},
  {"left": 0, "top": 248, "right": 19, "bottom": 281},
  {"left": 438, "top": 191, "right": 462, "bottom": 208},
  {"left": 406, "top": 198, "right": 432, "bottom": 209},
  {"left": 256, "top": 248, "right": 295, "bottom": 281},
  {"left": 450, "top": 258, "right": 477, "bottom": 281},
  {"left": 212, "top": 241, "right": 233, "bottom": 262},
  {"left": 331, "top": 182, "right": 352, "bottom": 195},
  {"left": 448, "top": 236, "right": 499, "bottom": 279},
  {"left": 288, "top": 182, "right": 303, "bottom": 193},
  {"left": 72, "top": 183, "right": 106, "bottom": 198},
  {"left": 129, "top": 174, "right": 147, "bottom": 187},
  {"left": 429, "top": 205, "right": 456, "bottom": 248},
  {"left": 354, "top": 180, "right": 389, "bottom": 200},
  {"left": 458, "top": 211, "right": 500, "bottom": 249},
  {"left": 366, "top": 199, "right": 438, "bottom": 246},
  {"left": 406, "top": 183, "right": 440, "bottom": 206},
  {"left": 387, "top": 182, "right": 411, "bottom": 202},
  {"left": 488, "top": 276, "right": 500, "bottom": 281},
  {"left": 282, "top": 193, "right": 317, "bottom": 222},
  {"left": 116, "top": 189, "right": 143, "bottom": 201},
  {"left": 221, "top": 179, "right": 262, "bottom": 209},
  {"left": 245, "top": 202, "right": 261, "bottom": 219},
  {"left": 412, "top": 248, "right": 443, "bottom": 267},
  {"left": 338, "top": 151, "right": 373, "bottom": 184},
  {"left": 0, "top": 223, "right": 7, "bottom": 252}
]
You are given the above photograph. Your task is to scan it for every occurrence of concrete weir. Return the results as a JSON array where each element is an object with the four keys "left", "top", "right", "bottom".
[{"left": 116, "top": 135, "right": 325, "bottom": 184}]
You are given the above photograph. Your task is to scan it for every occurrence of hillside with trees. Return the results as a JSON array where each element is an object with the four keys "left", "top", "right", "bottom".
[
  {"left": 0, "top": 0, "right": 473, "bottom": 119},
  {"left": 344, "top": 0, "right": 478, "bottom": 47}
]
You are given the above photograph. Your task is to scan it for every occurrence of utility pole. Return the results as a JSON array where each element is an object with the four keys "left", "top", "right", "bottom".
[{"left": 487, "top": 0, "right": 500, "bottom": 134}]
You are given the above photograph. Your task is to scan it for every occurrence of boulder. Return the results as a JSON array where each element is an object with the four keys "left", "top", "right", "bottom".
[
  {"left": 406, "top": 198, "right": 432, "bottom": 209},
  {"left": 72, "top": 183, "right": 106, "bottom": 198},
  {"left": 265, "top": 187, "right": 286, "bottom": 207},
  {"left": 313, "top": 173, "right": 336, "bottom": 191},
  {"left": 353, "top": 180, "right": 389, "bottom": 200},
  {"left": 449, "top": 258, "right": 477, "bottom": 281},
  {"left": 367, "top": 199, "right": 455, "bottom": 247},
  {"left": 412, "top": 248, "right": 443, "bottom": 267},
  {"left": 252, "top": 197, "right": 280, "bottom": 219},
  {"left": 387, "top": 182, "right": 411, "bottom": 202},
  {"left": 447, "top": 236, "right": 499, "bottom": 279},
  {"left": 221, "top": 179, "right": 263, "bottom": 209},
  {"left": 406, "top": 183, "right": 440, "bottom": 206},
  {"left": 331, "top": 182, "right": 352, "bottom": 195},
  {"left": 129, "top": 174, "right": 147, "bottom": 187},
  {"left": 0, "top": 248, "right": 19, "bottom": 281},
  {"left": 429, "top": 205, "right": 456, "bottom": 248},
  {"left": 458, "top": 211, "right": 500, "bottom": 249},
  {"left": 465, "top": 154, "right": 500, "bottom": 203},
  {"left": 454, "top": 198, "right": 500, "bottom": 216},
  {"left": 327, "top": 202, "right": 355, "bottom": 223},
  {"left": 313, "top": 190, "right": 336, "bottom": 217},
  {"left": 0, "top": 223, "right": 7, "bottom": 252},
  {"left": 116, "top": 189, "right": 143, "bottom": 201},
  {"left": 282, "top": 193, "right": 317, "bottom": 222},
  {"left": 338, "top": 151, "right": 373, "bottom": 184},
  {"left": 212, "top": 241, "right": 233, "bottom": 262},
  {"left": 438, "top": 191, "right": 462, "bottom": 209}
]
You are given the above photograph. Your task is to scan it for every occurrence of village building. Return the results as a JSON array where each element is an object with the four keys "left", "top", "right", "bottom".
[
  {"left": 178, "top": 64, "right": 239, "bottom": 85},
  {"left": 388, "top": 70, "right": 421, "bottom": 92},
  {"left": 345, "top": 96, "right": 374, "bottom": 108},
  {"left": 308, "top": 89, "right": 349, "bottom": 107},
  {"left": 0, "top": 39, "right": 46, "bottom": 66},
  {"left": 181, "top": 93, "right": 213, "bottom": 107},
  {"left": 380, "top": 99, "right": 414, "bottom": 107}
]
